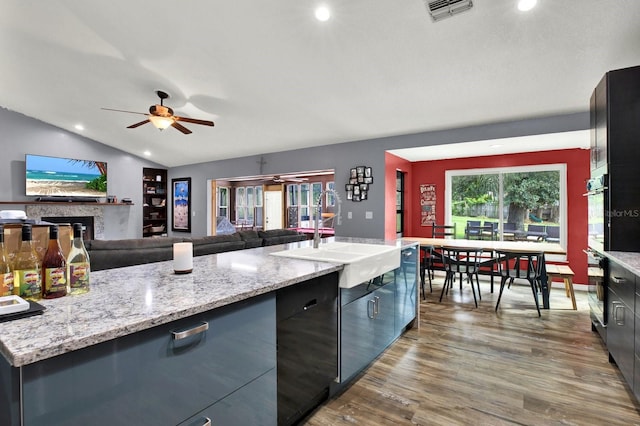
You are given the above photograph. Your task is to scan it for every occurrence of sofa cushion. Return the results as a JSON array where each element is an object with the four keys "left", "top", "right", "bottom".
[
  {"left": 237, "top": 230, "right": 263, "bottom": 248},
  {"left": 258, "top": 229, "right": 307, "bottom": 246},
  {"left": 87, "top": 237, "right": 184, "bottom": 271},
  {"left": 189, "top": 234, "right": 245, "bottom": 256}
]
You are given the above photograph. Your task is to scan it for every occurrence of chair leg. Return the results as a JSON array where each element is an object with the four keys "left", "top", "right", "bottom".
[
  {"left": 468, "top": 272, "right": 478, "bottom": 308},
  {"left": 529, "top": 278, "right": 541, "bottom": 317},
  {"left": 495, "top": 276, "right": 509, "bottom": 312},
  {"left": 439, "top": 272, "right": 452, "bottom": 302}
]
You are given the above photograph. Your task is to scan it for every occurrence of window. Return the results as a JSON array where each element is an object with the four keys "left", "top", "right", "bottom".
[
  {"left": 235, "top": 187, "right": 246, "bottom": 221},
  {"left": 446, "top": 164, "right": 566, "bottom": 248},
  {"left": 326, "top": 181, "right": 335, "bottom": 206},
  {"left": 234, "top": 185, "right": 263, "bottom": 225},
  {"left": 396, "top": 171, "right": 404, "bottom": 235},
  {"left": 217, "top": 187, "right": 229, "bottom": 218}
]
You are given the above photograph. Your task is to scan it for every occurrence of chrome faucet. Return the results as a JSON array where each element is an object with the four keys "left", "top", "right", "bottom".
[{"left": 313, "top": 189, "right": 342, "bottom": 248}]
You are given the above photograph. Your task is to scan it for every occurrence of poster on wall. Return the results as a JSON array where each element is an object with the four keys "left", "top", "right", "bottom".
[
  {"left": 420, "top": 184, "right": 436, "bottom": 226},
  {"left": 172, "top": 177, "right": 191, "bottom": 232}
]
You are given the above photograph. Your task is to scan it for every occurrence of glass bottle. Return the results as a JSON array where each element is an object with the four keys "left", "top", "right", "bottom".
[
  {"left": 42, "top": 225, "right": 67, "bottom": 299},
  {"left": 14, "top": 224, "right": 42, "bottom": 300},
  {"left": 0, "top": 225, "right": 15, "bottom": 297},
  {"left": 67, "top": 223, "right": 90, "bottom": 295}
]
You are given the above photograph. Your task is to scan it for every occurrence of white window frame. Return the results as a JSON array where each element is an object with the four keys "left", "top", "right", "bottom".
[
  {"left": 445, "top": 163, "right": 567, "bottom": 259},
  {"left": 217, "top": 186, "right": 229, "bottom": 218}
]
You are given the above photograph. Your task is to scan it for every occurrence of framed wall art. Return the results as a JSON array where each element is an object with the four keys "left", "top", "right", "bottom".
[
  {"left": 172, "top": 177, "right": 191, "bottom": 232},
  {"left": 346, "top": 166, "right": 373, "bottom": 202}
]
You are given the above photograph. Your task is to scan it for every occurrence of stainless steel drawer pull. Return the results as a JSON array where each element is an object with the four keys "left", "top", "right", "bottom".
[
  {"left": 367, "top": 299, "right": 375, "bottom": 319},
  {"left": 612, "top": 276, "right": 626, "bottom": 284},
  {"left": 202, "top": 417, "right": 211, "bottom": 426},
  {"left": 373, "top": 296, "right": 380, "bottom": 317},
  {"left": 172, "top": 321, "right": 209, "bottom": 340}
]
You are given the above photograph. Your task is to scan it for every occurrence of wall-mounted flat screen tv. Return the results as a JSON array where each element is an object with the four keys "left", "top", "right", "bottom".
[{"left": 25, "top": 154, "right": 108, "bottom": 198}]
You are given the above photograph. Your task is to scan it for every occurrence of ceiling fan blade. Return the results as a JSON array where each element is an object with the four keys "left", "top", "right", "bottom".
[
  {"left": 101, "top": 108, "right": 147, "bottom": 116},
  {"left": 174, "top": 116, "right": 215, "bottom": 127},
  {"left": 171, "top": 121, "right": 192, "bottom": 134},
  {"left": 127, "top": 119, "right": 150, "bottom": 129}
]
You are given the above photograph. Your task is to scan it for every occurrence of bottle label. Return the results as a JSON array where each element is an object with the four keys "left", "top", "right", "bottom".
[
  {"left": 44, "top": 267, "right": 67, "bottom": 294},
  {"left": 1, "top": 272, "right": 14, "bottom": 297},
  {"left": 70, "top": 262, "right": 90, "bottom": 290},
  {"left": 17, "top": 269, "right": 41, "bottom": 299}
]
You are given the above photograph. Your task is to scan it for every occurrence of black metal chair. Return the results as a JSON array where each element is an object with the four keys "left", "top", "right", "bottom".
[
  {"left": 439, "top": 246, "right": 483, "bottom": 307},
  {"left": 419, "top": 245, "right": 434, "bottom": 298},
  {"left": 432, "top": 223, "right": 456, "bottom": 239},
  {"left": 494, "top": 250, "right": 544, "bottom": 316}
]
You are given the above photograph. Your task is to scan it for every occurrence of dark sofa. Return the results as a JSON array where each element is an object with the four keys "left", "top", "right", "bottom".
[{"left": 86, "top": 229, "right": 307, "bottom": 271}]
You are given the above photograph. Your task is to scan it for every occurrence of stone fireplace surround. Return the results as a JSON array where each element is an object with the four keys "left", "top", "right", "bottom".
[{"left": 25, "top": 205, "right": 104, "bottom": 239}]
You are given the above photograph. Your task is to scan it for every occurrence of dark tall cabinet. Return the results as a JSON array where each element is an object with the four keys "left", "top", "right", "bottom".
[
  {"left": 143, "top": 168, "right": 168, "bottom": 237},
  {"left": 590, "top": 65, "right": 640, "bottom": 252}
]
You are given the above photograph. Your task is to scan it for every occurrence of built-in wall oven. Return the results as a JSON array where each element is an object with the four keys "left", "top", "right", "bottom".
[
  {"left": 586, "top": 249, "right": 607, "bottom": 342},
  {"left": 585, "top": 173, "right": 608, "bottom": 342}
]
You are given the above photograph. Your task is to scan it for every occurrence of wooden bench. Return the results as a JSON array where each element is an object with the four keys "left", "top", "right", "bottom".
[{"left": 546, "top": 264, "right": 576, "bottom": 310}]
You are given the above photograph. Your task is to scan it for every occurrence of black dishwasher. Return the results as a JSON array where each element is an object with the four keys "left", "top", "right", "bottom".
[{"left": 276, "top": 272, "right": 339, "bottom": 426}]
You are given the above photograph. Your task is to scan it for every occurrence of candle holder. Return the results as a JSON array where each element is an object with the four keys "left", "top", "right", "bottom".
[{"left": 173, "top": 242, "right": 193, "bottom": 274}]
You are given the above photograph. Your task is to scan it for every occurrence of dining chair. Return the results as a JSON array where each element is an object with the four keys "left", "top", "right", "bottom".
[
  {"left": 419, "top": 245, "right": 434, "bottom": 298},
  {"left": 439, "top": 246, "right": 483, "bottom": 307},
  {"left": 432, "top": 223, "right": 456, "bottom": 239},
  {"left": 494, "top": 250, "right": 544, "bottom": 316}
]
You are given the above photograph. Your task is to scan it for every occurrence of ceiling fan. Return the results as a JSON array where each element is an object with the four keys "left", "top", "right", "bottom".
[
  {"left": 270, "top": 175, "right": 308, "bottom": 183},
  {"left": 102, "top": 90, "right": 214, "bottom": 134}
]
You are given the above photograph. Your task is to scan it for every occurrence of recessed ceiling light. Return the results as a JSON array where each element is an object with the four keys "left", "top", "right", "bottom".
[
  {"left": 518, "top": 0, "right": 537, "bottom": 12},
  {"left": 143, "top": 151, "right": 151, "bottom": 157},
  {"left": 315, "top": 5, "right": 331, "bottom": 22},
  {"left": 74, "top": 124, "right": 84, "bottom": 131}
]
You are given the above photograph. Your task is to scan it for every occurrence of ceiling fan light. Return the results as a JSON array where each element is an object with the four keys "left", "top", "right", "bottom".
[{"left": 149, "top": 115, "right": 174, "bottom": 130}]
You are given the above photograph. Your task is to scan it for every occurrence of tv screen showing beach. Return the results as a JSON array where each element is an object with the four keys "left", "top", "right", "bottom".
[{"left": 25, "top": 154, "right": 107, "bottom": 198}]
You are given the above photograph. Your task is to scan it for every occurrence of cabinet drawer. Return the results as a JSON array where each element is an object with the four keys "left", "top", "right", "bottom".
[
  {"left": 180, "top": 368, "right": 276, "bottom": 426},
  {"left": 22, "top": 294, "right": 276, "bottom": 426},
  {"left": 609, "top": 260, "right": 635, "bottom": 307}
]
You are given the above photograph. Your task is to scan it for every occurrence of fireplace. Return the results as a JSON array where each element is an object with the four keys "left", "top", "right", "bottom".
[
  {"left": 42, "top": 216, "right": 94, "bottom": 241},
  {"left": 25, "top": 205, "right": 104, "bottom": 239}
]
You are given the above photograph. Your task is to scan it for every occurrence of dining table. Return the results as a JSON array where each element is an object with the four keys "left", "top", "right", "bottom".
[{"left": 402, "top": 237, "right": 567, "bottom": 309}]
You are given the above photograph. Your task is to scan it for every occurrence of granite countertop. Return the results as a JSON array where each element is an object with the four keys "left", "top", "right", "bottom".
[
  {"left": 599, "top": 250, "right": 640, "bottom": 276},
  {"left": 0, "top": 237, "right": 411, "bottom": 367}
]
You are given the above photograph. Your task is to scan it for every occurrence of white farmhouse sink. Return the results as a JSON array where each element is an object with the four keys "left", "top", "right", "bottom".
[{"left": 271, "top": 243, "right": 401, "bottom": 288}]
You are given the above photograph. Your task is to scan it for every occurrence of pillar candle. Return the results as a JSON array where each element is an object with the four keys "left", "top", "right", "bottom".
[{"left": 173, "top": 242, "right": 193, "bottom": 274}]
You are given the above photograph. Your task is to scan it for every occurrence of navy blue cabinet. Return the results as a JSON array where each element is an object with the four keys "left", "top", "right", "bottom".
[
  {"left": 395, "top": 245, "right": 418, "bottom": 334},
  {"left": 340, "top": 245, "right": 418, "bottom": 383},
  {"left": 179, "top": 368, "right": 276, "bottom": 426},
  {"left": 17, "top": 294, "right": 276, "bottom": 426}
]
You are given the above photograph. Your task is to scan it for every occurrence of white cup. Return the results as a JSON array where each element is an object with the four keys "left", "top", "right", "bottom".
[{"left": 173, "top": 242, "right": 193, "bottom": 274}]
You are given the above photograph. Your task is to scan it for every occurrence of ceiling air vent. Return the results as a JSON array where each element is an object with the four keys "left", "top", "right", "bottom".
[{"left": 425, "top": 0, "right": 473, "bottom": 22}]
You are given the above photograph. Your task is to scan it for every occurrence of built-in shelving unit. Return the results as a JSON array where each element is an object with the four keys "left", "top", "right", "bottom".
[{"left": 143, "top": 167, "right": 168, "bottom": 237}]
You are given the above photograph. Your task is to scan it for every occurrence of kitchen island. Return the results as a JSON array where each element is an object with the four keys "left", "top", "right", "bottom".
[{"left": 0, "top": 237, "right": 418, "bottom": 426}]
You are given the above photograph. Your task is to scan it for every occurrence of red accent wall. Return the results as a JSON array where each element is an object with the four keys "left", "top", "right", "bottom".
[
  {"left": 407, "top": 148, "right": 590, "bottom": 284},
  {"left": 385, "top": 152, "right": 412, "bottom": 240}
]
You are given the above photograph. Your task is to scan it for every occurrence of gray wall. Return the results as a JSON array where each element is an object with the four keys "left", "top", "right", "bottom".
[
  {"left": 0, "top": 107, "right": 163, "bottom": 239},
  {"left": 0, "top": 106, "right": 589, "bottom": 240},
  {"left": 169, "top": 111, "right": 589, "bottom": 239}
]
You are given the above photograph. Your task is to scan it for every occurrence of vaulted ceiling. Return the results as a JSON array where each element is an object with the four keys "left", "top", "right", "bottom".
[{"left": 1, "top": 0, "right": 639, "bottom": 167}]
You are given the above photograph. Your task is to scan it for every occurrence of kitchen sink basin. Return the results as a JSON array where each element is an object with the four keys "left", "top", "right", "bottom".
[{"left": 270, "top": 243, "right": 401, "bottom": 288}]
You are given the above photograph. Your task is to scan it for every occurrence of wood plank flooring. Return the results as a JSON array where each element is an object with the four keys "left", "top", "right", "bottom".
[{"left": 303, "top": 275, "right": 640, "bottom": 425}]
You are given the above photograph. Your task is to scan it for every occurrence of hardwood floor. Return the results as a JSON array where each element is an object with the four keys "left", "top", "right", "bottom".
[{"left": 303, "top": 275, "right": 640, "bottom": 425}]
